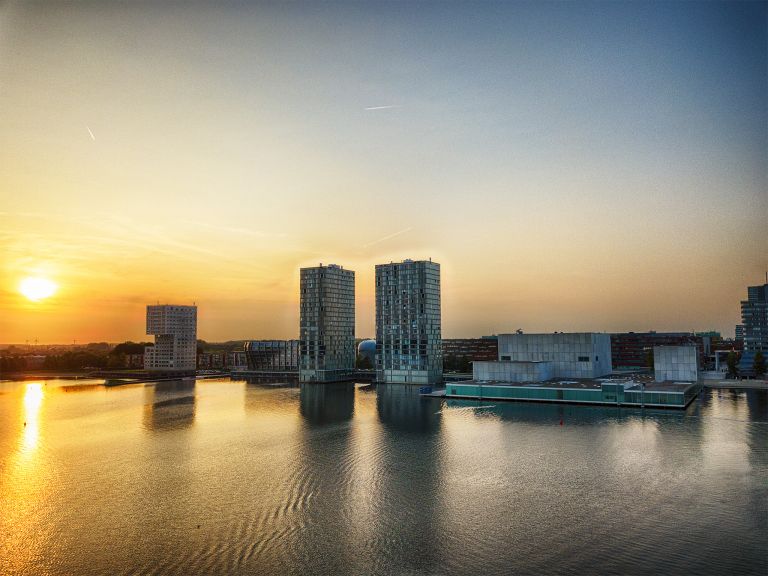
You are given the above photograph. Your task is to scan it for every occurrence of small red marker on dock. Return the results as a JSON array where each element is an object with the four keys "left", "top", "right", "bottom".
[{"left": 559, "top": 419, "right": 563, "bottom": 426}]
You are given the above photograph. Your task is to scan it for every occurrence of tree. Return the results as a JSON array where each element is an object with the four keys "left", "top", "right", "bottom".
[
  {"left": 754, "top": 351, "right": 766, "bottom": 378},
  {"left": 726, "top": 352, "right": 739, "bottom": 378},
  {"left": 110, "top": 341, "right": 150, "bottom": 356}
]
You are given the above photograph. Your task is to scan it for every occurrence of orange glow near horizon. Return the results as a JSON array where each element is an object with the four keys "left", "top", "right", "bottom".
[{"left": 0, "top": 2, "right": 765, "bottom": 344}]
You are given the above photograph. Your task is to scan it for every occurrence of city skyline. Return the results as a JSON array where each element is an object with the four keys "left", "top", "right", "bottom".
[{"left": 1, "top": 1, "right": 766, "bottom": 343}]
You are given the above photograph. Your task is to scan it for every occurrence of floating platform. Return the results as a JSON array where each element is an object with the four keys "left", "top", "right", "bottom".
[{"left": 444, "top": 377, "right": 702, "bottom": 409}]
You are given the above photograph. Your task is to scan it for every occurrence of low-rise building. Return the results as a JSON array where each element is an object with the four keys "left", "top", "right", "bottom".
[
  {"left": 653, "top": 346, "right": 698, "bottom": 382},
  {"left": 489, "top": 332, "right": 612, "bottom": 380}
]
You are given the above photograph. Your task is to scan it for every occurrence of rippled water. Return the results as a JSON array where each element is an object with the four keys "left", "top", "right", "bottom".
[{"left": 0, "top": 378, "right": 766, "bottom": 575}]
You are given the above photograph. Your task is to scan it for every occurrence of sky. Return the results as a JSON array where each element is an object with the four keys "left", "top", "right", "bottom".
[{"left": 0, "top": 0, "right": 766, "bottom": 343}]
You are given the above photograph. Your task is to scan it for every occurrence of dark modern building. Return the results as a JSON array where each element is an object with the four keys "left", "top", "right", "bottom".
[
  {"left": 610, "top": 332, "right": 704, "bottom": 369},
  {"left": 299, "top": 264, "right": 355, "bottom": 382},
  {"left": 443, "top": 337, "right": 498, "bottom": 371},
  {"left": 738, "top": 283, "right": 768, "bottom": 377},
  {"left": 741, "top": 283, "right": 768, "bottom": 352},
  {"left": 244, "top": 340, "right": 299, "bottom": 371},
  {"left": 375, "top": 259, "right": 442, "bottom": 384}
]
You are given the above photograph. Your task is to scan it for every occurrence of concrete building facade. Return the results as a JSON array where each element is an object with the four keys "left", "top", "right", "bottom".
[
  {"left": 144, "top": 305, "right": 197, "bottom": 372},
  {"left": 299, "top": 264, "right": 355, "bottom": 382},
  {"left": 375, "top": 259, "right": 442, "bottom": 384},
  {"left": 473, "top": 360, "right": 552, "bottom": 382},
  {"left": 495, "top": 333, "right": 612, "bottom": 379},
  {"left": 653, "top": 346, "right": 698, "bottom": 382}
]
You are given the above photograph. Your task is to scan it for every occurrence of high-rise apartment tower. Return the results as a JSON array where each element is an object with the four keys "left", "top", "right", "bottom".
[
  {"left": 742, "top": 283, "right": 768, "bottom": 352},
  {"left": 144, "top": 304, "right": 197, "bottom": 372},
  {"left": 375, "top": 259, "right": 442, "bottom": 384},
  {"left": 299, "top": 264, "right": 355, "bottom": 382}
]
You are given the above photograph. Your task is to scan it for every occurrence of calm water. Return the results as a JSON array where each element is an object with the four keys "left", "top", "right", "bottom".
[{"left": 0, "top": 378, "right": 766, "bottom": 576}]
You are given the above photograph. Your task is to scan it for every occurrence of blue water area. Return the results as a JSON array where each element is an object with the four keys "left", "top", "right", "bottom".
[{"left": 0, "top": 378, "right": 765, "bottom": 575}]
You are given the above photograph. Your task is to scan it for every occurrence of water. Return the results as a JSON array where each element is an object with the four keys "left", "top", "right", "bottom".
[{"left": 0, "top": 378, "right": 766, "bottom": 576}]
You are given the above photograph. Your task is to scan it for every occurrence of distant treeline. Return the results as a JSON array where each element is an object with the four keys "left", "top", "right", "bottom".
[{"left": 0, "top": 339, "right": 248, "bottom": 373}]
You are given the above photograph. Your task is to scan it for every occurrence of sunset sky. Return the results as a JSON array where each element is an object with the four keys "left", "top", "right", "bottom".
[{"left": 1, "top": 1, "right": 766, "bottom": 343}]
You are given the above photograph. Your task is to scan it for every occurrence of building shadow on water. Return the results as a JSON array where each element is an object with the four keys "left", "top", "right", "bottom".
[
  {"left": 376, "top": 383, "right": 441, "bottom": 433},
  {"left": 373, "top": 383, "right": 443, "bottom": 573},
  {"left": 143, "top": 379, "right": 196, "bottom": 432},
  {"left": 445, "top": 397, "right": 690, "bottom": 426},
  {"left": 299, "top": 382, "right": 355, "bottom": 426}
]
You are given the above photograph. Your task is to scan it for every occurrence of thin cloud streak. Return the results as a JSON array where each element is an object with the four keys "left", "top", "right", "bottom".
[
  {"left": 363, "top": 227, "right": 413, "bottom": 248},
  {"left": 364, "top": 105, "right": 402, "bottom": 111},
  {"left": 86, "top": 126, "right": 95, "bottom": 141}
]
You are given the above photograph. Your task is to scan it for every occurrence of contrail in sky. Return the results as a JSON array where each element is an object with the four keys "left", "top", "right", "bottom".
[
  {"left": 86, "top": 126, "right": 96, "bottom": 141},
  {"left": 363, "top": 226, "right": 412, "bottom": 248},
  {"left": 364, "top": 105, "right": 402, "bottom": 111}
]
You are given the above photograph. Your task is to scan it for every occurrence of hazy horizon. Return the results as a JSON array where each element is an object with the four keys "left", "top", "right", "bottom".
[{"left": 1, "top": 1, "right": 766, "bottom": 343}]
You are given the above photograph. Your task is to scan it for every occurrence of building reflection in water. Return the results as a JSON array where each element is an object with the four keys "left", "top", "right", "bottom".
[
  {"left": 376, "top": 382, "right": 441, "bottom": 433},
  {"left": 143, "top": 379, "right": 196, "bottom": 432},
  {"left": 373, "top": 383, "right": 443, "bottom": 573},
  {"left": 299, "top": 382, "right": 355, "bottom": 426},
  {"left": 243, "top": 379, "right": 299, "bottom": 414},
  {"left": 445, "top": 397, "right": 687, "bottom": 427}
]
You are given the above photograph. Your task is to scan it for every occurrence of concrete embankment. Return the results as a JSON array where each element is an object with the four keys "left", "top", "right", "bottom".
[{"left": 704, "top": 379, "right": 768, "bottom": 390}]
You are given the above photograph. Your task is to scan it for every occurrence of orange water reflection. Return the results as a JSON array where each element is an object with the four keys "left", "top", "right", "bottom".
[{"left": 21, "top": 382, "right": 44, "bottom": 456}]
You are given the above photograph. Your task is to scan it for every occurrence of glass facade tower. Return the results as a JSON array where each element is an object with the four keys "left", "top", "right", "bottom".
[
  {"left": 742, "top": 283, "right": 768, "bottom": 352},
  {"left": 299, "top": 264, "right": 355, "bottom": 382},
  {"left": 375, "top": 259, "right": 442, "bottom": 384}
]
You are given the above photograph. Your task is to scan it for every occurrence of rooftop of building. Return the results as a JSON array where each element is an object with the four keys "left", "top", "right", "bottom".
[
  {"left": 497, "top": 332, "right": 607, "bottom": 336},
  {"left": 376, "top": 259, "right": 439, "bottom": 266}
]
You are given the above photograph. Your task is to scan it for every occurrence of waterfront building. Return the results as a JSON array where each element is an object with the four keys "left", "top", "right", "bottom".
[
  {"left": 244, "top": 340, "right": 300, "bottom": 371},
  {"left": 475, "top": 332, "right": 612, "bottom": 381},
  {"left": 653, "top": 346, "right": 698, "bottom": 382},
  {"left": 610, "top": 332, "right": 704, "bottom": 368},
  {"left": 299, "top": 264, "right": 355, "bottom": 382},
  {"left": 738, "top": 283, "right": 768, "bottom": 377},
  {"left": 445, "top": 378, "right": 701, "bottom": 409},
  {"left": 144, "top": 305, "right": 197, "bottom": 372},
  {"left": 741, "top": 283, "right": 768, "bottom": 352},
  {"left": 375, "top": 259, "right": 442, "bottom": 384}
]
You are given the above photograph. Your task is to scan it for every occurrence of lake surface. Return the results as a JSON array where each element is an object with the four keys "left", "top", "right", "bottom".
[{"left": 0, "top": 378, "right": 766, "bottom": 576}]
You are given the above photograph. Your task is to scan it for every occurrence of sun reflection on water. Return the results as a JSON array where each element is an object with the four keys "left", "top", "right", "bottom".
[{"left": 21, "top": 382, "right": 44, "bottom": 455}]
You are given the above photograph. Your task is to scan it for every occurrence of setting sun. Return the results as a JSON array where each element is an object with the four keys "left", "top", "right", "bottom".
[{"left": 19, "top": 277, "right": 58, "bottom": 302}]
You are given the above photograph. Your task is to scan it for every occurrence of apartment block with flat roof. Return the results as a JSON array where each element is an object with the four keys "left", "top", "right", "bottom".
[
  {"left": 375, "top": 259, "right": 442, "bottom": 384},
  {"left": 144, "top": 304, "right": 197, "bottom": 372},
  {"left": 299, "top": 264, "right": 355, "bottom": 382},
  {"left": 742, "top": 284, "right": 768, "bottom": 352}
]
